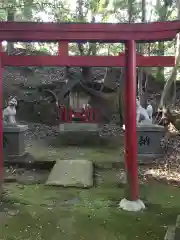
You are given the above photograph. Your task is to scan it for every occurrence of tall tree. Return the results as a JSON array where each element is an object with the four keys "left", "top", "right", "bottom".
[
  {"left": 137, "top": 0, "right": 146, "bottom": 106},
  {"left": 159, "top": 0, "right": 180, "bottom": 109},
  {"left": 6, "top": 0, "right": 17, "bottom": 54},
  {"left": 156, "top": 0, "right": 173, "bottom": 81}
]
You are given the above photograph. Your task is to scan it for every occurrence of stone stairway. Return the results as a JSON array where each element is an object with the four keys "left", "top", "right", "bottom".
[{"left": 164, "top": 215, "right": 180, "bottom": 240}]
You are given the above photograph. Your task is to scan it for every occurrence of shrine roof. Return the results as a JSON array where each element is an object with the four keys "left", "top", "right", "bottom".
[{"left": 0, "top": 20, "right": 180, "bottom": 42}]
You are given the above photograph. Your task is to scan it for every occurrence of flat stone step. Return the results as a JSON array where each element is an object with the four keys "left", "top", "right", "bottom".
[
  {"left": 175, "top": 215, "right": 180, "bottom": 240},
  {"left": 164, "top": 226, "right": 175, "bottom": 240},
  {"left": 164, "top": 215, "right": 180, "bottom": 240},
  {"left": 45, "top": 159, "right": 93, "bottom": 188}
]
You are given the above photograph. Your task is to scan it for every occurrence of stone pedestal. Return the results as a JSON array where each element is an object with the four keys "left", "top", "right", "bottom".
[
  {"left": 3, "top": 124, "right": 28, "bottom": 158},
  {"left": 59, "top": 122, "right": 99, "bottom": 132},
  {"left": 59, "top": 123, "right": 100, "bottom": 145},
  {"left": 137, "top": 124, "right": 165, "bottom": 161}
]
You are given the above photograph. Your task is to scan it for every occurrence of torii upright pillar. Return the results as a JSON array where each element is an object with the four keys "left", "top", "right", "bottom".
[
  {"left": 0, "top": 43, "right": 2, "bottom": 196},
  {"left": 119, "top": 40, "right": 145, "bottom": 211}
]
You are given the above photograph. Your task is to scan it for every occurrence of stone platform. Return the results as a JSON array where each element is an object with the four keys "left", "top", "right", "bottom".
[
  {"left": 59, "top": 123, "right": 100, "bottom": 145},
  {"left": 59, "top": 122, "right": 99, "bottom": 132}
]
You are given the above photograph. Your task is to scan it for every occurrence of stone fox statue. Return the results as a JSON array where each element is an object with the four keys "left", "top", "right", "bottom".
[
  {"left": 3, "top": 97, "right": 18, "bottom": 124},
  {"left": 123, "top": 98, "right": 153, "bottom": 130},
  {"left": 146, "top": 100, "right": 153, "bottom": 120},
  {"left": 136, "top": 98, "right": 153, "bottom": 124}
]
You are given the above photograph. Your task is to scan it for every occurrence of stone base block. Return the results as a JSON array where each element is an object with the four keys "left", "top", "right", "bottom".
[
  {"left": 59, "top": 123, "right": 99, "bottom": 132},
  {"left": 46, "top": 160, "right": 93, "bottom": 188},
  {"left": 137, "top": 124, "right": 165, "bottom": 157},
  {"left": 119, "top": 198, "right": 145, "bottom": 212},
  {"left": 3, "top": 124, "right": 28, "bottom": 157},
  {"left": 58, "top": 123, "right": 100, "bottom": 145}
]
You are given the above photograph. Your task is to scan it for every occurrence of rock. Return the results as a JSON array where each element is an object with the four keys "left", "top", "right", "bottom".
[
  {"left": 46, "top": 160, "right": 93, "bottom": 188},
  {"left": 7, "top": 209, "right": 19, "bottom": 216}
]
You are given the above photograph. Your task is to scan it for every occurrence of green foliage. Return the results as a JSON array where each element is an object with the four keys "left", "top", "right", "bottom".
[
  {"left": 39, "top": 47, "right": 49, "bottom": 53},
  {"left": 156, "top": 71, "right": 165, "bottom": 82},
  {"left": 21, "top": 0, "right": 34, "bottom": 19},
  {"left": 98, "top": 0, "right": 110, "bottom": 10},
  {"left": 0, "top": 9, "right": 7, "bottom": 20}
]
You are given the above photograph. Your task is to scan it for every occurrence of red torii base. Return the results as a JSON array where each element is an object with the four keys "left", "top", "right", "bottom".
[{"left": 0, "top": 21, "right": 180, "bottom": 212}]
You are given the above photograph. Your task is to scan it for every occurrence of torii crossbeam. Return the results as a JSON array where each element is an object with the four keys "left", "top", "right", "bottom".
[
  {"left": 1, "top": 53, "right": 175, "bottom": 67},
  {"left": 0, "top": 21, "right": 180, "bottom": 211}
]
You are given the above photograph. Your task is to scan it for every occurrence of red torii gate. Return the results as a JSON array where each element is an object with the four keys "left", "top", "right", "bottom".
[
  {"left": 1, "top": 51, "right": 175, "bottom": 67},
  {"left": 0, "top": 20, "right": 180, "bottom": 211}
]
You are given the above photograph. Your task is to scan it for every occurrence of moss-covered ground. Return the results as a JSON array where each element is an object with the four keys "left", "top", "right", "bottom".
[{"left": 1, "top": 181, "right": 180, "bottom": 240}]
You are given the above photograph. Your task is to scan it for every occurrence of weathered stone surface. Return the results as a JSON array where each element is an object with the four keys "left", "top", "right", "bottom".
[
  {"left": 175, "top": 215, "right": 180, "bottom": 240},
  {"left": 46, "top": 160, "right": 93, "bottom": 187},
  {"left": 164, "top": 226, "right": 175, "bottom": 240},
  {"left": 3, "top": 124, "right": 28, "bottom": 157},
  {"left": 17, "top": 170, "right": 49, "bottom": 185},
  {"left": 59, "top": 123, "right": 100, "bottom": 145},
  {"left": 59, "top": 123, "right": 99, "bottom": 132},
  {"left": 137, "top": 124, "right": 165, "bottom": 160}
]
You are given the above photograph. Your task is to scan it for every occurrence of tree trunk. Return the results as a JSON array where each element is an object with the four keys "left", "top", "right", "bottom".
[
  {"left": 7, "top": 9, "right": 14, "bottom": 54},
  {"left": 128, "top": 0, "right": 133, "bottom": 22},
  {"left": 137, "top": 0, "right": 146, "bottom": 106},
  {"left": 156, "top": 0, "right": 172, "bottom": 81},
  {"left": 172, "top": 0, "right": 180, "bottom": 105},
  {"left": 158, "top": 0, "right": 180, "bottom": 109},
  {"left": 156, "top": 42, "right": 165, "bottom": 81},
  {"left": 159, "top": 35, "right": 180, "bottom": 109}
]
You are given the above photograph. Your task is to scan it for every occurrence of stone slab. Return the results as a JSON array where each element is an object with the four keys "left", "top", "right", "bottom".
[
  {"left": 137, "top": 124, "right": 164, "bottom": 132},
  {"left": 138, "top": 153, "right": 164, "bottom": 161},
  {"left": 3, "top": 124, "right": 28, "bottom": 132},
  {"left": 59, "top": 123, "right": 99, "bottom": 132},
  {"left": 46, "top": 160, "right": 93, "bottom": 188},
  {"left": 164, "top": 226, "right": 175, "bottom": 240},
  {"left": 175, "top": 215, "right": 180, "bottom": 240}
]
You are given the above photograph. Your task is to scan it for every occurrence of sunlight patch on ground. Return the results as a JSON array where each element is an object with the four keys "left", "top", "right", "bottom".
[{"left": 145, "top": 168, "right": 180, "bottom": 183}]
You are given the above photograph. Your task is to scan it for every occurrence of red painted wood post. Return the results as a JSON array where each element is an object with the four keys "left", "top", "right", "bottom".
[
  {"left": 58, "top": 42, "right": 69, "bottom": 123},
  {"left": 124, "top": 40, "right": 139, "bottom": 201},
  {"left": 63, "top": 106, "right": 68, "bottom": 122},
  {"left": 58, "top": 42, "right": 68, "bottom": 56},
  {"left": 68, "top": 107, "right": 73, "bottom": 122},
  {"left": 0, "top": 43, "right": 3, "bottom": 194}
]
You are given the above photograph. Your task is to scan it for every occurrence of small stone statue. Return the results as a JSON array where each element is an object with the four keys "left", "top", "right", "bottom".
[
  {"left": 146, "top": 100, "right": 153, "bottom": 121},
  {"left": 136, "top": 98, "right": 153, "bottom": 124},
  {"left": 122, "top": 98, "right": 153, "bottom": 130},
  {"left": 3, "top": 97, "right": 18, "bottom": 125}
]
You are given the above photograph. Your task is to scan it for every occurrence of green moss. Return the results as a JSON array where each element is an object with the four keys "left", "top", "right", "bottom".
[
  {"left": 27, "top": 143, "right": 124, "bottom": 166},
  {"left": 1, "top": 182, "right": 180, "bottom": 240}
]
